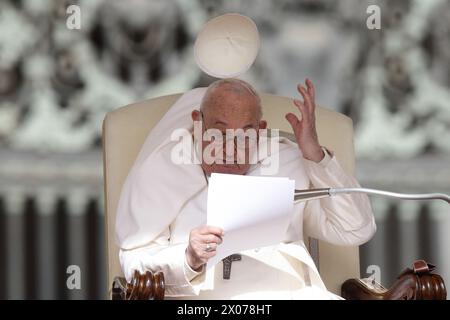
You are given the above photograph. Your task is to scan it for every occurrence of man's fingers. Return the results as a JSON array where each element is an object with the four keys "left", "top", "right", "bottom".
[
  {"left": 194, "top": 242, "right": 217, "bottom": 258},
  {"left": 293, "top": 99, "right": 309, "bottom": 118},
  {"left": 203, "top": 234, "right": 223, "bottom": 245},
  {"left": 293, "top": 98, "right": 304, "bottom": 109},
  {"left": 285, "top": 113, "right": 299, "bottom": 127},
  {"left": 292, "top": 97, "right": 311, "bottom": 121},
  {"left": 285, "top": 113, "right": 302, "bottom": 138},
  {"left": 199, "top": 225, "right": 224, "bottom": 237},
  {"left": 298, "top": 85, "right": 313, "bottom": 113},
  {"left": 190, "top": 248, "right": 214, "bottom": 263},
  {"left": 305, "top": 78, "right": 315, "bottom": 101}
]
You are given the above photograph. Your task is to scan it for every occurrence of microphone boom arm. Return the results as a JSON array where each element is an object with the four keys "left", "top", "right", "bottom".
[{"left": 294, "top": 187, "right": 450, "bottom": 204}]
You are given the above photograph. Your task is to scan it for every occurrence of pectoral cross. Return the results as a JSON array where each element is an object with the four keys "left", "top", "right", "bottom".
[{"left": 222, "top": 254, "right": 241, "bottom": 279}]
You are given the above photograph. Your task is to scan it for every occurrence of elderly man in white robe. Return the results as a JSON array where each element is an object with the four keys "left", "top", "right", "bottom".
[{"left": 116, "top": 78, "right": 376, "bottom": 299}]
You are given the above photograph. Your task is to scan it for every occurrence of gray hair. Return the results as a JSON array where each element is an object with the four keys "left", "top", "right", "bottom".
[{"left": 200, "top": 78, "right": 262, "bottom": 119}]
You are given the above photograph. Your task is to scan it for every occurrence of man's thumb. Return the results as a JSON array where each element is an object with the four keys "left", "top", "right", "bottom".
[{"left": 285, "top": 113, "right": 299, "bottom": 126}]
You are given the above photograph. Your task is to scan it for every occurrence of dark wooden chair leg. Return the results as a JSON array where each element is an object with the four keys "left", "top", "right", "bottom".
[{"left": 112, "top": 270, "right": 165, "bottom": 300}]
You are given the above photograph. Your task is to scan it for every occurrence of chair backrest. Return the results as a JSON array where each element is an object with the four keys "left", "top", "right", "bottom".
[{"left": 102, "top": 92, "right": 360, "bottom": 297}]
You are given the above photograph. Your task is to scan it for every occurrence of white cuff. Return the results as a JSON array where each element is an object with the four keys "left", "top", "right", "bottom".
[
  {"left": 303, "top": 146, "right": 333, "bottom": 168},
  {"left": 301, "top": 146, "right": 352, "bottom": 189},
  {"left": 184, "top": 255, "right": 205, "bottom": 281},
  {"left": 316, "top": 146, "right": 333, "bottom": 168}
]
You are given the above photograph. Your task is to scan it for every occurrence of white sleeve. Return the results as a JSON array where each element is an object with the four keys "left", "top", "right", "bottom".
[
  {"left": 302, "top": 147, "right": 377, "bottom": 246},
  {"left": 119, "top": 229, "right": 205, "bottom": 297}
]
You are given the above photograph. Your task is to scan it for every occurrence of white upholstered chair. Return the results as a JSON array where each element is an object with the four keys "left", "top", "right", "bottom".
[{"left": 102, "top": 92, "right": 360, "bottom": 298}]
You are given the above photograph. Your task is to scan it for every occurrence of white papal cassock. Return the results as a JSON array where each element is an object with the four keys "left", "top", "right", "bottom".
[{"left": 115, "top": 88, "right": 376, "bottom": 300}]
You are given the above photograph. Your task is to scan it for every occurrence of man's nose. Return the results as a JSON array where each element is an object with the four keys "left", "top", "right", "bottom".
[{"left": 223, "top": 140, "right": 238, "bottom": 159}]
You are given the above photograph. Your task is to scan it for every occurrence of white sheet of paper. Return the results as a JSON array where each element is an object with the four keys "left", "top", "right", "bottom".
[{"left": 206, "top": 173, "right": 295, "bottom": 269}]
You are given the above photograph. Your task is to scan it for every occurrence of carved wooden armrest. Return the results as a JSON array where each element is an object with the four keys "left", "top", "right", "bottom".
[
  {"left": 112, "top": 270, "right": 165, "bottom": 300},
  {"left": 111, "top": 260, "right": 446, "bottom": 300},
  {"left": 341, "top": 260, "right": 447, "bottom": 300}
]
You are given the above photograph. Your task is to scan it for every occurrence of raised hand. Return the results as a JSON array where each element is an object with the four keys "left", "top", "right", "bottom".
[{"left": 285, "top": 78, "right": 324, "bottom": 162}]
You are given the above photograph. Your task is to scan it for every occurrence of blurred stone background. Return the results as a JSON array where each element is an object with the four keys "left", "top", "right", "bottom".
[{"left": 0, "top": 0, "right": 449, "bottom": 299}]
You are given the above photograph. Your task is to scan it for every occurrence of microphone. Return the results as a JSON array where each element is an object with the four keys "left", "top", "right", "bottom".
[{"left": 294, "top": 187, "right": 450, "bottom": 204}]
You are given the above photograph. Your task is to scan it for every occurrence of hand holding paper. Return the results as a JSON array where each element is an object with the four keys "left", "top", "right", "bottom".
[{"left": 206, "top": 173, "right": 295, "bottom": 269}]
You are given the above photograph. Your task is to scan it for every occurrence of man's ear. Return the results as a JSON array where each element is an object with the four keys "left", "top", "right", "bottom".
[
  {"left": 259, "top": 120, "right": 267, "bottom": 129},
  {"left": 192, "top": 110, "right": 201, "bottom": 122}
]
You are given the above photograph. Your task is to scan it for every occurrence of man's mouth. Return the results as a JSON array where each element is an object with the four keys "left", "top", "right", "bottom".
[{"left": 220, "top": 162, "right": 239, "bottom": 167}]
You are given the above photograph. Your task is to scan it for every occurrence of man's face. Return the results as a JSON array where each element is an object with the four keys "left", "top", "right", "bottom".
[{"left": 192, "top": 88, "right": 266, "bottom": 175}]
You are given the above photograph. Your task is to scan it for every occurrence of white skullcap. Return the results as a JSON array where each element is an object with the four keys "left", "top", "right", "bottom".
[{"left": 194, "top": 13, "right": 260, "bottom": 78}]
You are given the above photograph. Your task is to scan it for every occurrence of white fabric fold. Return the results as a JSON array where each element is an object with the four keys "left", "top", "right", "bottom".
[{"left": 116, "top": 88, "right": 208, "bottom": 250}]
